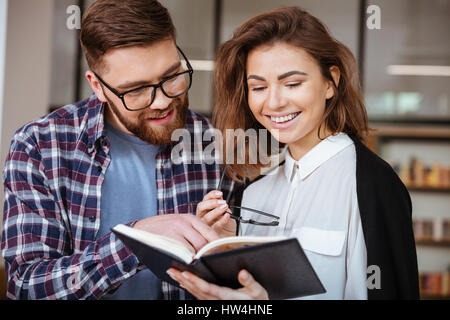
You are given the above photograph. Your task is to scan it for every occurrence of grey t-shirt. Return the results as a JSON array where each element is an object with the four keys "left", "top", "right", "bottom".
[{"left": 98, "top": 121, "right": 162, "bottom": 299}]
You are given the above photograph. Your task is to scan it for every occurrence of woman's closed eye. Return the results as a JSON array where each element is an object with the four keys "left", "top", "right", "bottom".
[
  {"left": 249, "top": 81, "right": 303, "bottom": 92},
  {"left": 250, "top": 86, "right": 267, "bottom": 92},
  {"left": 286, "top": 82, "right": 302, "bottom": 88}
]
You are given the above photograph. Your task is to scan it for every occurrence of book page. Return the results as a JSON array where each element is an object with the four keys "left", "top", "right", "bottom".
[
  {"left": 112, "top": 224, "right": 195, "bottom": 263},
  {"left": 194, "top": 235, "right": 287, "bottom": 259}
]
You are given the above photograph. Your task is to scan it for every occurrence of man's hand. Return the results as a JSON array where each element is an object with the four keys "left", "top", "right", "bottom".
[
  {"left": 196, "top": 190, "right": 236, "bottom": 238},
  {"left": 133, "top": 214, "right": 219, "bottom": 252},
  {"left": 166, "top": 268, "right": 269, "bottom": 300}
]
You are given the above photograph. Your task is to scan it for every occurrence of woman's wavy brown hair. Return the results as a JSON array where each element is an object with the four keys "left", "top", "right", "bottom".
[{"left": 213, "top": 6, "right": 369, "bottom": 182}]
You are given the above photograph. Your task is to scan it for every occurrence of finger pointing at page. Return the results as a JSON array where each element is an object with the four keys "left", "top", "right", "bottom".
[{"left": 190, "top": 215, "right": 220, "bottom": 243}]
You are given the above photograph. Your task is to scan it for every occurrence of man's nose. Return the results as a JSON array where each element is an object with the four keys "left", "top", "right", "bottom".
[{"left": 150, "top": 87, "right": 173, "bottom": 110}]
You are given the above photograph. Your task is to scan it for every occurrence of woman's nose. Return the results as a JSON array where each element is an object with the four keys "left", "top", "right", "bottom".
[{"left": 266, "top": 85, "right": 287, "bottom": 110}]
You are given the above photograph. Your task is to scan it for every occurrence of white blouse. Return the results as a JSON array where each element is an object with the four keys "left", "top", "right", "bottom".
[{"left": 239, "top": 133, "right": 368, "bottom": 300}]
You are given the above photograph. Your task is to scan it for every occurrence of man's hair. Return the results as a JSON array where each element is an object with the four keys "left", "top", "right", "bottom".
[{"left": 80, "top": 0, "right": 176, "bottom": 73}]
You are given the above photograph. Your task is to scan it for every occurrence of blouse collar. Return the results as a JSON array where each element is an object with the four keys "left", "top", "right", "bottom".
[{"left": 284, "top": 133, "right": 354, "bottom": 183}]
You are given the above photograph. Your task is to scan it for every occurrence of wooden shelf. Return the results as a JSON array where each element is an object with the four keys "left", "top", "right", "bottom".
[
  {"left": 369, "top": 124, "right": 450, "bottom": 139},
  {"left": 420, "top": 293, "right": 450, "bottom": 300},
  {"left": 366, "top": 124, "right": 450, "bottom": 153},
  {"left": 416, "top": 239, "right": 450, "bottom": 247},
  {"left": 369, "top": 124, "right": 450, "bottom": 302},
  {"left": 407, "top": 185, "right": 450, "bottom": 193},
  {"left": 0, "top": 266, "right": 5, "bottom": 300}
]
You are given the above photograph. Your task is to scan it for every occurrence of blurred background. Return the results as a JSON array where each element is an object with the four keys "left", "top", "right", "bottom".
[{"left": 0, "top": 0, "right": 449, "bottom": 299}]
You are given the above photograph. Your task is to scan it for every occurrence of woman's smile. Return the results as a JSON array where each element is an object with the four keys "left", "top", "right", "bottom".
[{"left": 266, "top": 111, "right": 301, "bottom": 129}]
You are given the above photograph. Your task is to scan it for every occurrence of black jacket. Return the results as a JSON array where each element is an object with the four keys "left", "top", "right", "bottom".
[{"left": 232, "top": 135, "right": 420, "bottom": 299}]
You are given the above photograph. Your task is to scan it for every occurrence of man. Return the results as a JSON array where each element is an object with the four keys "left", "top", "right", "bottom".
[{"left": 1, "top": 0, "right": 237, "bottom": 300}]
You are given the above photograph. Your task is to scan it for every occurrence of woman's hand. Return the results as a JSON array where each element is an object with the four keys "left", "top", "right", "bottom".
[
  {"left": 166, "top": 268, "right": 269, "bottom": 300},
  {"left": 196, "top": 190, "right": 236, "bottom": 238}
]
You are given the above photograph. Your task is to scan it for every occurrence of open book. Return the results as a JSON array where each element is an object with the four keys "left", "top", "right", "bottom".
[{"left": 112, "top": 224, "right": 325, "bottom": 299}]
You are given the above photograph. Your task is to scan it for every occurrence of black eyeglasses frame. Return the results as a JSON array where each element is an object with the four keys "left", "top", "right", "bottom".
[{"left": 93, "top": 46, "right": 194, "bottom": 112}]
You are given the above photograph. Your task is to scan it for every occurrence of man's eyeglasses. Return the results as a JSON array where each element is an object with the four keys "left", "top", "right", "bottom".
[
  {"left": 217, "top": 165, "right": 280, "bottom": 227},
  {"left": 94, "top": 46, "right": 193, "bottom": 112}
]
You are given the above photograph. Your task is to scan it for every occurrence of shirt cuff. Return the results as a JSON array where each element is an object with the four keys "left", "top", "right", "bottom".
[{"left": 97, "top": 221, "right": 141, "bottom": 284}]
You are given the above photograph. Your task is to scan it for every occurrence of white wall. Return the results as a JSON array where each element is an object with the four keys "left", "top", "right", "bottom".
[
  {"left": 0, "top": 0, "right": 8, "bottom": 271},
  {"left": 0, "top": 0, "right": 55, "bottom": 268},
  {"left": 1, "top": 0, "right": 54, "bottom": 178},
  {"left": 0, "top": 0, "right": 8, "bottom": 155}
]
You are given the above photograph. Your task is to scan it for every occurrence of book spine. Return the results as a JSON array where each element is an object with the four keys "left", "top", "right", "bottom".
[
  {"left": 390, "top": 159, "right": 450, "bottom": 189},
  {"left": 413, "top": 218, "right": 450, "bottom": 242},
  {"left": 419, "top": 272, "right": 450, "bottom": 298}
]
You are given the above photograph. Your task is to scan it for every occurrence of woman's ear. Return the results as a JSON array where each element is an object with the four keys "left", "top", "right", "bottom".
[{"left": 325, "top": 66, "right": 341, "bottom": 100}]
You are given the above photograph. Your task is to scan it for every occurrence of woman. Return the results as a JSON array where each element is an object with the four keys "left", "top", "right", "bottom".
[{"left": 167, "top": 6, "right": 419, "bottom": 300}]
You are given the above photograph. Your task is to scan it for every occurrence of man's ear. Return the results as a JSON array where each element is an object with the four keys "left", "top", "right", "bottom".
[
  {"left": 86, "top": 70, "right": 107, "bottom": 102},
  {"left": 325, "top": 66, "right": 341, "bottom": 100}
]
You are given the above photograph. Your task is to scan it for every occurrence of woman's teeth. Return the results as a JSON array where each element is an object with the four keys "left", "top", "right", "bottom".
[{"left": 270, "top": 112, "right": 300, "bottom": 123}]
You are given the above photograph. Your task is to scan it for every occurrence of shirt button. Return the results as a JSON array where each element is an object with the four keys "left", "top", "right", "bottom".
[
  {"left": 123, "top": 263, "right": 131, "bottom": 273},
  {"left": 97, "top": 166, "right": 103, "bottom": 174},
  {"left": 89, "top": 216, "right": 96, "bottom": 222}
]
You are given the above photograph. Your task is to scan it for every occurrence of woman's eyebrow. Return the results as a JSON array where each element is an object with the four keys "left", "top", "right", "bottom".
[
  {"left": 247, "top": 75, "right": 266, "bottom": 81},
  {"left": 278, "top": 70, "right": 308, "bottom": 80},
  {"left": 247, "top": 70, "right": 308, "bottom": 82}
]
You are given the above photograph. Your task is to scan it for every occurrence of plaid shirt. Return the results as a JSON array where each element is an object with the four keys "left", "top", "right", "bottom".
[{"left": 1, "top": 94, "right": 234, "bottom": 300}]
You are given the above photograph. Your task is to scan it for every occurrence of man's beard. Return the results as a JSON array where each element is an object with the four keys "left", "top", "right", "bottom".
[{"left": 105, "top": 95, "right": 189, "bottom": 146}]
